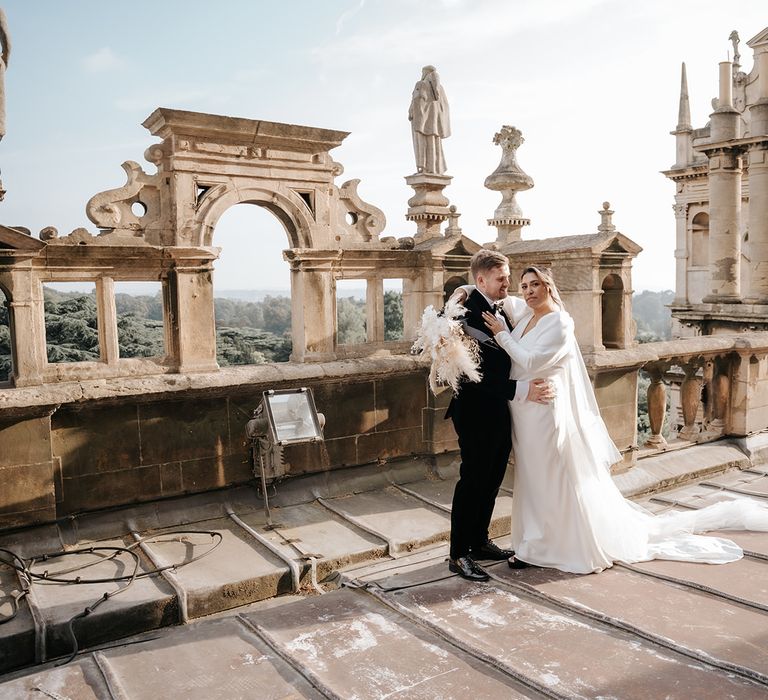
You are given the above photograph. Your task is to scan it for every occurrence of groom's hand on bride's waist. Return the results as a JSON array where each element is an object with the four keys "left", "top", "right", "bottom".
[{"left": 526, "top": 378, "right": 555, "bottom": 404}]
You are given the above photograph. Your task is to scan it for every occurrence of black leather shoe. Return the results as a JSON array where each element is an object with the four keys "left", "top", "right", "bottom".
[
  {"left": 449, "top": 555, "right": 490, "bottom": 582},
  {"left": 471, "top": 541, "right": 514, "bottom": 561},
  {"left": 508, "top": 555, "right": 531, "bottom": 569}
]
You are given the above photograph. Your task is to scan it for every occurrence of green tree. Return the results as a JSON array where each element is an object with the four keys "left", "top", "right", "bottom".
[
  {"left": 384, "top": 290, "right": 403, "bottom": 341},
  {"left": 0, "top": 301, "right": 10, "bottom": 381},
  {"left": 261, "top": 295, "right": 292, "bottom": 335},
  {"left": 337, "top": 296, "right": 366, "bottom": 344},
  {"left": 44, "top": 294, "right": 100, "bottom": 363},
  {"left": 633, "top": 290, "right": 674, "bottom": 341}
]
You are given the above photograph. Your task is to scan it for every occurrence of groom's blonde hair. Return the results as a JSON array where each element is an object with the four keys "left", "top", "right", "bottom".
[{"left": 470, "top": 249, "right": 508, "bottom": 278}]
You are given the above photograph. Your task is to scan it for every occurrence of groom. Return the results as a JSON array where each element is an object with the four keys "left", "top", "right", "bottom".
[{"left": 446, "top": 250, "right": 551, "bottom": 581}]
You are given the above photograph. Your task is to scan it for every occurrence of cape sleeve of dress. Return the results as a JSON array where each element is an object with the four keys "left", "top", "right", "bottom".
[
  {"left": 493, "top": 311, "right": 572, "bottom": 374},
  {"left": 497, "top": 311, "right": 622, "bottom": 472}
]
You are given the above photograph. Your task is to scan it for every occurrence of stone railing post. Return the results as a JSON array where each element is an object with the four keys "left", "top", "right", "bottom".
[
  {"left": 710, "top": 362, "right": 730, "bottom": 433},
  {"left": 645, "top": 364, "right": 668, "bottom": 448},
  {"left": 678, "top": 361, "right": 702, "bottom": 441}
]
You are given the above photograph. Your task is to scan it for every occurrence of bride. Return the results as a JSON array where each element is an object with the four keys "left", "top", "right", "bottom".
[{"left": 457, "top": 266, "right": 768, "bottom": 574}]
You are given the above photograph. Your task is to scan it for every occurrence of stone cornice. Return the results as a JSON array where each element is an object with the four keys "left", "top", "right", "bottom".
[
  {"left": 143, "top": 108, "right": 350, "bottom": 154},
  {"left": 661, "top": 164, "right": 708, "bottom": 180}
]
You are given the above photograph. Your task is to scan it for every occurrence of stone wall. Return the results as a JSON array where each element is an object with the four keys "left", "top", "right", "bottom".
[{"left": 0, "top": 357, "right": 454, "bottom": 530}]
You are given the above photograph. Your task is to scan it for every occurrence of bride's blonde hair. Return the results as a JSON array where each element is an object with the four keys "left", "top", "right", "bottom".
[{"left": 521, "top": 266, "right": 564, "bottom": 309}]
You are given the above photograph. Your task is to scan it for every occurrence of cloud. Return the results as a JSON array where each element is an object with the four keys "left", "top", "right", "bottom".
[
  {"left": 82, "top": 47, "right": 126, "bottom": 73},
  {"left": 314, "top": 0, "right": 610, "bottom": 66},
  {"left": 336, "top": 0, "right": 366, "bottom": 35}
]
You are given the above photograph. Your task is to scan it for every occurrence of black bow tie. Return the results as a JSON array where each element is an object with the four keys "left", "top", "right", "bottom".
[{"left": 493, "top": 301, "right": 504, "bottom": 312}]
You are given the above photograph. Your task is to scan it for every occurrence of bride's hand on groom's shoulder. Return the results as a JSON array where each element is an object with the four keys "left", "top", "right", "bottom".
[{"left": 449, "top": 288, "right": 468, "bottom": 305}]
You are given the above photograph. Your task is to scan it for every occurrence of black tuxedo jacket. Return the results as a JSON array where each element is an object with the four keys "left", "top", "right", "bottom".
[{"left": 445, "top": 290, "right": 518, "bottom": 420}]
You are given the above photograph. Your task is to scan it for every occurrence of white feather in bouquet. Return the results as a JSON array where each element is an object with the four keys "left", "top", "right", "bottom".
[{"left": 411, "top": 299, "right": 482, "bottom": 395}]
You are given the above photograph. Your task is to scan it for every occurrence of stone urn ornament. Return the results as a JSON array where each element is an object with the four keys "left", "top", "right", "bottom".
[{"left": 485, "top": 125, "right": 533, "bottom": 244}]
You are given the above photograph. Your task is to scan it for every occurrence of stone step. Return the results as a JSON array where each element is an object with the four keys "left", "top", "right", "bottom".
[
  {"left": 497, "top": 563, "right": 768, "bottom": 685},
  {"left": 242, "top": 587, "right": 536, "bottom": 699},
  {"left": 358, "top": 560, "right": 763, "bottom": 699},
  {"left": 16, "top": 537, "right": 177, "bottom": 669},
  {"left": 94, "top": 615, "right": 326, "bottom": 699}
]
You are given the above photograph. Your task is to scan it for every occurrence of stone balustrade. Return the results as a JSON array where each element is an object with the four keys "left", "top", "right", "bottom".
[{"left": 586, "top": 332, "right": 768, "bottom": 469}]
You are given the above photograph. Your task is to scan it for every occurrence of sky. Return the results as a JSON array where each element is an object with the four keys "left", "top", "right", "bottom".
[{"left": 1, "top": 1, "right": 766, "bottom": 293}]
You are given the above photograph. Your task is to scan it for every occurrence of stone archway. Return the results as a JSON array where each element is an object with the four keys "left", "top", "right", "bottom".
[{"left": 195, "top": 184, "right": 313, "bottom": 250}]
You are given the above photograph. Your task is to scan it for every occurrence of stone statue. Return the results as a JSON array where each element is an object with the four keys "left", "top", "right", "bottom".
[
  {"left": 729, "top": 30, "right": 740, "bottom": 68},
  {"left": 408, "top": 65, "right": 450, "bottom": 175},
  {"left": 0, "top": 8, "right": 9, "bottom": 142}
]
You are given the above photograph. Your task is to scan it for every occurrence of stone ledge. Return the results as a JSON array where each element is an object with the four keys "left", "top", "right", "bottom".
[
  {"left": 0, "top": 355, "right": 429, "bottom": 414},
  {"left": 615, "top": 440, "right": 750, "bottom": 498}
]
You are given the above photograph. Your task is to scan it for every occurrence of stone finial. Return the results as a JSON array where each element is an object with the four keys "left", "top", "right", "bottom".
[
  {"left": 485, "top": 125, "right": 533, "bottom": 245},
  {"left": 598, "top": 201, "right": 616, "bottom": 232},
  {"left": 445, "top": 205, "right": 462, "bottom": 237},
  {"left": 677, "top": 63, "right": 692, "bottom": 131},
  {"left": 39, "top": 226, "right": 59, "bottom": 241}
]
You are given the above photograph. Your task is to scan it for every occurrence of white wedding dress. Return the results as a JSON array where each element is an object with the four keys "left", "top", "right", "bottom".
[{"left": 494, "top": 297, "right": 768, "bottom": 574}]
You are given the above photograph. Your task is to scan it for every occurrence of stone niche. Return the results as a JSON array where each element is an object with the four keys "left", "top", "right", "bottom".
[{"left": 501, "top": 230, "right": 642, "bottom": 354}]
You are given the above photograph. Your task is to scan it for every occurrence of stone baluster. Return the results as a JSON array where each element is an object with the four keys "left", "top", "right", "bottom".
[
  {"left": 701, "top": 360, "right": 714, "bottom": 428},
  {"left": 645, "top": 364, "right": 668, "bottom": 448},
  {"left": 678, "top": 361, "right": 702, "bottom": 441},
  {"left": 710, "top": 357, "right": 730, "bottom": 432}
]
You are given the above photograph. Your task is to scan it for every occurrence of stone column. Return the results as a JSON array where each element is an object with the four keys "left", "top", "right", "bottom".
[
  {"left": 405, "top": 173, "right": 451, "bottom": 243},
  {"left": 702, "top": 147, "right": 742, "bottom": 303},
  {"left": 2, "top": 268, "right": 46, "bottom": 386},
  {"left": 164, "top": 253, "right": 219, "bottom": 373},
  {"left": 702, "top": 61, "right": 742, "bottom": 303},
  {"left": 96, "top": 277, "right": 120, "bottom": 365},
  {"left": 673, "top": 202, "right": 689, "bottom": 305},
  {"left": 747, "top": 142, "right": 768, "bottom": 301},
  {"left": 288, "top": 259, "right": 336, "bottom": 363},
  {"left": 746, "top": 53, "right": 768, "bottom": 302}
]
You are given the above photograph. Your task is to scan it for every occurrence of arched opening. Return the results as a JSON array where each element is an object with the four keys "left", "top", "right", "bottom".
[
  {"left": 601, "top": 273, "right": 624, "bottom": 349},
  {"left": 211, "top": 203, "right": 292, "bottom": 366},
  {"left": 690, "top": 213, "right": 709, "bottom": 267},
  {"left": 0, "top": 285, "right": 11, "bottom": 384}
]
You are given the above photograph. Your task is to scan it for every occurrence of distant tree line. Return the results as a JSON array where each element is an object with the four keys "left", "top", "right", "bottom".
[{"left": 0, "top": 286, "right": 665, "bottom": 391}]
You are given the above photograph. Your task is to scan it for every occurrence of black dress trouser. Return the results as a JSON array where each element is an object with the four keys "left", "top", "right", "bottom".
[{"left": 449, "top": 399, "right": 512, "bottom": 560}]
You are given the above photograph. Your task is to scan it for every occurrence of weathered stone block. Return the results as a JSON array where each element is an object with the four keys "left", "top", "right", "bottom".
[
  {"left": 0, "top": 415, "right": 52, "bottom": 468},
  {"left": 179, "top": 453, "right": 250, "bottom": 493},
  {"left": 357, "top": 427, "right": 424, "bottom": 464},
  {"left": 313, "top": 381, "right": 376, "bottom": 439},
  {"left": 0, "top": 462, "right": 55, "bottom": 516},
  {"left": 139, "top": 397, "right": 230, "bottom": 464},
  {"left": 323, "top": 436, "right": 358, "bottom": 468},
  {"left": 52, "top": 405, "right": 140, "bottom": 476},
  {"left": 373, "top": 374, "right": 425, "bottom": 431},
  {"left": 61, "top": 465, "right": 162, "bottom": 513},
  {"left": 159, "top": 461, "right": 183, "bottom": 495}
]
